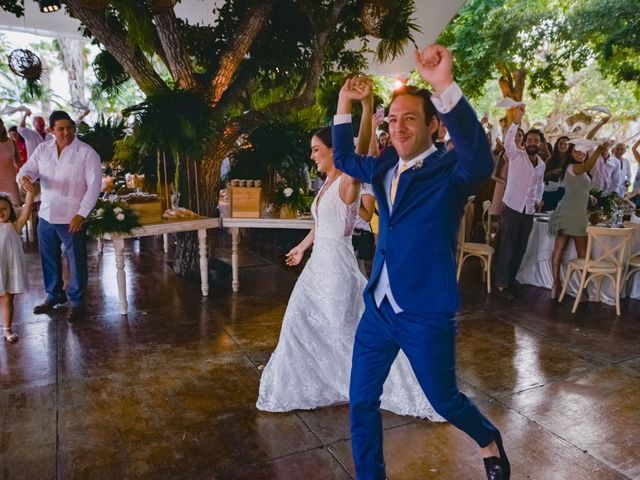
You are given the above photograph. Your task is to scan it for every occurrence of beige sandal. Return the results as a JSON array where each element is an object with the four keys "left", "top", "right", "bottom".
[{"left": 3, "top": 327, "right": 18, "bottom": 344}]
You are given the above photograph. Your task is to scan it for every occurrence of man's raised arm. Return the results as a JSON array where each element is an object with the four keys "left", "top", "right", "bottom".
[{"left": 415, "top": 45, "right": 493, "bottom": 194}]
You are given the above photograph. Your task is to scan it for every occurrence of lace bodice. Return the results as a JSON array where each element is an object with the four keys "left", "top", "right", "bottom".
[{"left": 311, "top": 175, "right": 358, "bottom": 239}]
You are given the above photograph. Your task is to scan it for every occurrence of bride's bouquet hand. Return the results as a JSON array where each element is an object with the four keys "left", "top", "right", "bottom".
[{"left": 285, "top": 246, "right": 304, "bottom": 266}]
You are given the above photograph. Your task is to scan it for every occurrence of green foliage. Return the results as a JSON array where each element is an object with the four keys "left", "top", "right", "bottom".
[
  {"left": 568, "top": 0, "right": 640, "bottom": 97},
  {"left": 92, "top": 50, "right": 130, "bottom": 95},
  {"left": 376, "top": 0, "right": 421, "bottom": 63},
  {"left": 123, "top": 88, "right": 213, "bottom": 159},
  {"left": 0, "top": 0, "right": 23, "bottom": 17},
  {"left": 78, "top": 116, "right": 127, "bottom": 164},
  {"left": 438, "top": 0, "right": 590, "bottom": 99},
  {"left": 226, "top": 119, "right": 314, "bottom": 193},
  {"left": 86, "top": 198, "right": 141, "bottom": 237}
]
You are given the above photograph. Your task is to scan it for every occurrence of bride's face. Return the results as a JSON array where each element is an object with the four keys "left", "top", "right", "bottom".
[{"left": 310, "top": 135, "right": 334, "bottom": 173}]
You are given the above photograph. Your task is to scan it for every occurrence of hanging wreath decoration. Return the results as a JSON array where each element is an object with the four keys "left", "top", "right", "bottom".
[
  {"left": 7, "top": 48, "right": 43, "bottom": 98},
  {"left": 361, "top": 0, "right": 393, "bottom": 37}
]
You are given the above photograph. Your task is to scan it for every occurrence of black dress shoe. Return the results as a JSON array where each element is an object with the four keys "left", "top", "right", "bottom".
[
  {"left": 33, "top": 300, "right": 60, "bottom": 314},
  {"left": 67, "top": 306, "right": 86, "bottom": 323},
  {"left": 495, "top": 287, "right": 514, "bottom": 300},
  {"left": 484, "top": 435, "right": 510, "bottom": 480}
]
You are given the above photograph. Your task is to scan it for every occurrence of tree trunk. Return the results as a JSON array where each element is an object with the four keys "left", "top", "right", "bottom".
[
  {"left": 65, "top": 0, "right": 168, "bottom": 96},
  {"left": 498, "top": 68, "right": 526, "bottom": 126},
  {"left": 171, "top": 129, "right": 238, "bottom": 276},
  {"left": 57, "top": 38, "right": 86, "bottom": 108}
]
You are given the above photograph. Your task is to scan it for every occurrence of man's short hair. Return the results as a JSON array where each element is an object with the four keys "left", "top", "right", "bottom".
[
  {"left": 524, "top": 128, "right": 545, "bottom": 144},
  {"left": 49, "top": 110, "right": 74, "bottom": 128},
  {"left": 390, "top": 85, "right": 438, "bottom": 125}
]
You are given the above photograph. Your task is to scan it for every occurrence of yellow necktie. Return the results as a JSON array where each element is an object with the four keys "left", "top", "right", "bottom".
[{"left": 390, "top": 163, "right": 410, "bottom": 205}]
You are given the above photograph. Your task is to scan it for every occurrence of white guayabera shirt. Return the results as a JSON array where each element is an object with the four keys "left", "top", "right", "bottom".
[{"left": 17, "top": 137, "right": 102, "bottom": 224}]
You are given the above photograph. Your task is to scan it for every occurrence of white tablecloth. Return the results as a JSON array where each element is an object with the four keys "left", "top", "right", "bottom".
[{"left": 517, "top": 219, "right": 640, "bottom": 304}]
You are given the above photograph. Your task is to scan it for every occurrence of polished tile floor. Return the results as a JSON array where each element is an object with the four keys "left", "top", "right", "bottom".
[{"left": 1, "top": 233, "right": 639, "bottom": 479}]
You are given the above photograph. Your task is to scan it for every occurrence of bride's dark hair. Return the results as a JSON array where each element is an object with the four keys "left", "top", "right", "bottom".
[{"left": 313, "top": 126, "right": 332, "bottom": 148}]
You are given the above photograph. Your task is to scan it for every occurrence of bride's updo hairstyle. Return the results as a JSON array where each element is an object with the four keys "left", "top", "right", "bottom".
[{"left": 313, "top": 126, "right": 333, "bottom": 148}]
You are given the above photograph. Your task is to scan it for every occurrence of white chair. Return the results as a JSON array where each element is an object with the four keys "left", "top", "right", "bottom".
[
  {"left": 622, "top": 221, "right": 640, "bottom": 291},
  {"left": 558, "top": 226, "right": 634, "bottom": 316},
  {"left": 457, "top": 200, "right": 494, "bottom": 293}
]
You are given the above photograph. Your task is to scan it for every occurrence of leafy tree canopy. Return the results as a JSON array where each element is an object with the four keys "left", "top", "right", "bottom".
[
  {"left": 438, "top": 0, "right": 640, "bottom": 101},
  {"left": 568, "top": 0, "right": 640, "bottom": 97}
]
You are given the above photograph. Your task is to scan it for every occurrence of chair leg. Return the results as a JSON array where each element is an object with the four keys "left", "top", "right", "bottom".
[
  {"left": 616, "top": 271, "right": 623, "bottom": 316},
  {"left": 572, "top": 269, "right": 589, "bottom": 314},
  {"left": 487, "top": 254, "right": 492, "bottom": 294},
  {"left": 456, "top": 253, "right": 464, "bottom": 282},
  {"left": 559, "top": 265, "right": 573, "bottom": 302}
]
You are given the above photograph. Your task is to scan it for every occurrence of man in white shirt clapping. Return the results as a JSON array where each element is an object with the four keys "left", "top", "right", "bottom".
[
  {"left": 495, "top": 104, "right": 545, "bottom": 299},
  {"left": 17, "top": 111, "right": 102, "bottom": 322}
]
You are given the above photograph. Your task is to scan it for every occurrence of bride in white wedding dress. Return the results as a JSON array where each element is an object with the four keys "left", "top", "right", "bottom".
[{"left": 256, "top": 126, "right": 443, "bottom": 421}]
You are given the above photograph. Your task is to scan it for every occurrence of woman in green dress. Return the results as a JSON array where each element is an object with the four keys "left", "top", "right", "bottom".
[{"left": 548, "top": 140, "right": 605, "bottom": 299}]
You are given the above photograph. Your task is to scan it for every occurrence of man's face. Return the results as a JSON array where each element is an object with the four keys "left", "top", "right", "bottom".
[
  {"left": 388, "top": 94, "right": 436, "bottom": 160},
  {"left": 33, "top": 116, "right": 46, "bottom": 134},
  {"left": 613, "top": 144, "right": 626, "bottom": 158},
  {"left": 52, "top": 119, "right": 76, "bottom": 148},
  {"left": 524, "top": 133, "right": 542, "bottom": 156}
]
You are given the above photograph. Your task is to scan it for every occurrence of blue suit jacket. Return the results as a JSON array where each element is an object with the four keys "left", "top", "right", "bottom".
[{"left": 332, "top": 97, "right": 493, "bottom": 316}]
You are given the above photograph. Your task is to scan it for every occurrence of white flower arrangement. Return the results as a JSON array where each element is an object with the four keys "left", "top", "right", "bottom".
[
  {"left": 413, "top": 159, "right": 424, "bottom": 170},
  {"left": 86, "top": 198, "right": 140, "bottom": 237}
]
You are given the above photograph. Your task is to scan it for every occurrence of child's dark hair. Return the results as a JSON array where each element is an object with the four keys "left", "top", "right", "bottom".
[{"left": 0, "top": 193, "right": 17, "bottom": 222}]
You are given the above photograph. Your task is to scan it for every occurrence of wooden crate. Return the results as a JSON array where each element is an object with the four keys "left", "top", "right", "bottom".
[
  {"left": 230, "top": 187, "right": 262, "bottom": 218},
  {"left": 128, "top": 201, "right": 163, "bottom": 224}
]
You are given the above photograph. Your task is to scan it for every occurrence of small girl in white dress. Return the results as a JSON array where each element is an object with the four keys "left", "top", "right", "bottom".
[{"left": 0, "top": 190, "right": 34, "bottom": 344}]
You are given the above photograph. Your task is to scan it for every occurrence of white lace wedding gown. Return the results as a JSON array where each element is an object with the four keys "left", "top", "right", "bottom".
[{"left": 256, "top": 176, "right": 444, "bottom": 421}]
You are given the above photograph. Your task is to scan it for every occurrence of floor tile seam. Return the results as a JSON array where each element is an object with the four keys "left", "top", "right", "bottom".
[
  {"left": 209, "top": 444, "right": 345, "bottom": 478},
  {"left": 490, "top": 363, "right": 623, "bottom": 401},
  {"left": 508, "top": 415, "right": 635, "bottom": 480}
]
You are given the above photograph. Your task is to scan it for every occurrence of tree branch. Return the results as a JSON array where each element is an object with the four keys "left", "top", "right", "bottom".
[
  {"left": 229, "top": 0, "right": 349, "bottom": 129},
  {"left": 151, "top": 8, "right": 198, "bottom": 90},
  {"left": 64, "top": 0, "right": 168, "bottom": 96},
  {"left": 209, "top": 1, "right": 275, "bottom": 106}
]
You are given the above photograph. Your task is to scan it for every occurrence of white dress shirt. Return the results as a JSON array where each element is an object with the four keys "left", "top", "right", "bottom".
[
  {"left": 354, "top": 183, "right": 374, "bottom": 231},
  {"left": 16, "top": 137, "right": 102, "bottom": 224},
  {"left": 616, "top": 155, "right": 631, "bottom": 193},
  {"left": 502, "top": 123, "right": 545, "bottom": 214},
  {"left": 334, "top": 82, "right": 462, "bottom": 313},
  {"left": 17, "top": 126, "right": 54, "bottom": 158},
  {"left": 591, "top": 154, "right": 623, "bottom": 196}
]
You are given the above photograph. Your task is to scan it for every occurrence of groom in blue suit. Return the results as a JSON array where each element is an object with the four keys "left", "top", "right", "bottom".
[{"left": 332, "top": 45, "right": 510, "bottom": 480}]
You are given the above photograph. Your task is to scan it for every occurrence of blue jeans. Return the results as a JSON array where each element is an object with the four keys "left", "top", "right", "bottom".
[
  {"left": 349, "top": 297, "right": 499, "bottom": 479},
  {"left": 37, "top": 218, "right": 88, "bottom": 307}
]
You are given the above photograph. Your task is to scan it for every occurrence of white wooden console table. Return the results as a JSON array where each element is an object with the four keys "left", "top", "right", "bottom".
[
  {"left": 221, "top": 217, "right": 314, "bottom": 292},
  {"left": 101, "top": 216, "right": 220, "bottom": 314}
]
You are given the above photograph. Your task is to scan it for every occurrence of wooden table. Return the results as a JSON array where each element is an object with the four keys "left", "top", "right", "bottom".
[
  {"left": 221, "top": 217, "right": 314, "bottom": 292},
  {"left": 101, "top": 217, "right": 220, "bottom": 314}
]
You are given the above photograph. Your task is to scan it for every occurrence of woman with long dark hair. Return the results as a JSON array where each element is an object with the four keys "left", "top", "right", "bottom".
[{"left": 548, "top": 140, "right": 603, "bottom": 299}]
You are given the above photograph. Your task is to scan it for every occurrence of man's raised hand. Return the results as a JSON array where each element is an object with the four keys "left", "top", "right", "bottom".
[{"left": 414, "top": 44, "right": 453, "bottom": 95}]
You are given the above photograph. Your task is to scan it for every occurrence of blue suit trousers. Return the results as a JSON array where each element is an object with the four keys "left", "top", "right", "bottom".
[{"left": 349, "top": 297, "right": 499, "bottom": 479}]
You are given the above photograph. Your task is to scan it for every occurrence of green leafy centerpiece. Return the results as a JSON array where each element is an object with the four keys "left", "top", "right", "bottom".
[{"left": 87, "top": 198, "right": 141, "bottom": 237}]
